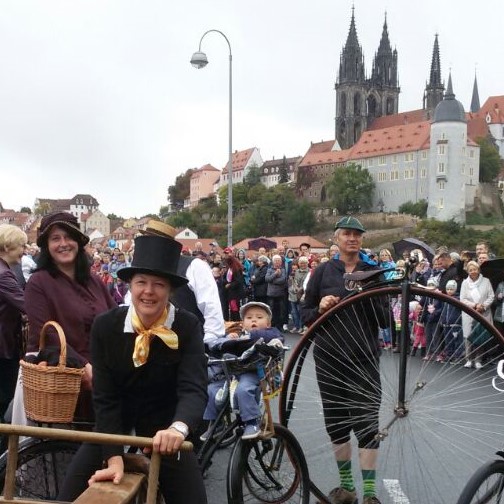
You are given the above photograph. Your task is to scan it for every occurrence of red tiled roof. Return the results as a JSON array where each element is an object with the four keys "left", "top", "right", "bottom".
[
  {"left": 222, "top": 148, "right": 256, "bottom": 174},
  {"left": 467, "top": 114, "right": 490, "bottom": 141},
  {"left": 367, "top": 109, "right": 430, "bottom": 130},
  {"left": 304, "top": 140, "right": 338, "bottom": 155},
  {"left": 191, "top": 164, "right": 219, "bottom": 178},
  {"left": 475, "top": 96, "right": 504, "bottom": 124},
  {"left": 351, "top": 121, "right": 431, "bottom": 159},
  {"left": 299, "top": 149, "right": 350, "bottom": 167}
]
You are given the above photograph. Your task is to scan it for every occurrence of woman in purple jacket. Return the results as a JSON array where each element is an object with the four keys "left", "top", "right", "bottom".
[
  {"left": 0, "top": 224, "right": 27, "bottom": 422},
  {"left": 24, "top": 212, "right": 115, "bottom": 418}
]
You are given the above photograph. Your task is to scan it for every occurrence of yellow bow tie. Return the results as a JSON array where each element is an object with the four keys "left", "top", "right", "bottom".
[{"left": 131, "top": 306, "right": 178, "bottom": 367}]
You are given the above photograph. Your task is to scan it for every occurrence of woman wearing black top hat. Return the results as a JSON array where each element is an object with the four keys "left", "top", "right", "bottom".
[{"left": 58, "top": 235, "right": 208, "bottom": 503}]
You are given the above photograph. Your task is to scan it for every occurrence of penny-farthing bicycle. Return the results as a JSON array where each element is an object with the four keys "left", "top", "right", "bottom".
[{"left": 280, "top": 262, "right": 504, "bottom": 504}]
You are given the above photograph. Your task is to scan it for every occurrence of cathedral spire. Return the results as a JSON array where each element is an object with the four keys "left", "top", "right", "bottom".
[
  {"left": 424, "top": 34, "right": 445, "bottom": 111},
  {"left": 338, "top": 7, "right": 365, "bottom": 84},
  {"left": 429, "top": 34, "right": 442, "bottom": 87},
  {"left": 470, "top": 72, "right": 480, "bottom": 113},
  {"left": 371, "top": 13, "right": 398, "bottom": 88}
]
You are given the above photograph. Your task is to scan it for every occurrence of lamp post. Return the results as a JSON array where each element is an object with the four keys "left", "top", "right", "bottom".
[{"left": 190, "top": 30, "right": 233, "bottom": 247}]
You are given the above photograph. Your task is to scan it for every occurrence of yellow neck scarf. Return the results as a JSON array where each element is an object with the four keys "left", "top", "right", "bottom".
[{"left": 131, "top": 306, "right": 178, "bottom": 367}]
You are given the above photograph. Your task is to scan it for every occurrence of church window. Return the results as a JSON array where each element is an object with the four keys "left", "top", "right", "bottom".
[
  {"left": 469, "top": 149, "right": 474, "bottom": 158},
  {"left": 379, "top": 156, "right": 386, "bottom": 165},
  {"left": 441, "top": 133, "right": 446, "bottom": 140},
  {"left": 421, "top": 168, "right": 426, "bottom": 178},
  {"left": 439, "top": 181, "right": 445, "bottom": 190},
  {"left": 340, "top": 93, "right": 347, "bottom": 116},
  {"left": 438, "top": 162, "right": 445, "bottom": 174},
  {"left": 405, "top": 153, "right": 414, "bottom": 162},
  {"left": 354, "top": 94, "right": 361, "bottom": 116},
  {"left": 391, "top": 170, "right": 399, "bottom": 181},
  {"left": 422, "top": 151, "right": 427, "bottom": 159},
  {"left": 392, "top": 155, "right": 397, "bottom": 164},
  {"left": 264, "top": 168, "right": 269, "bottom": 174},
  {"left": 470, "top": 167, "right": 474, "bottom": 176},
  {"left": 438, "top": 145, "right": 445, "bottom": 155}
]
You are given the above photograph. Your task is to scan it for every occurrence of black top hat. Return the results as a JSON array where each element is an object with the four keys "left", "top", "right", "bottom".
[{"left": 117, "top": 235, "right": 188, "bottom": 288}]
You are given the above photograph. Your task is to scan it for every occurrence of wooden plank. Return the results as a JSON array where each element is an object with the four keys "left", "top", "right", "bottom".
[
  {"left": 73, "top": 473, "right": 146, "bottom": 504},
  {"left": 0, "top": 425, "right": 193, "bottom": 452},
  {"left": 2, "top": 435, "right": 19, "bottom": 500}
]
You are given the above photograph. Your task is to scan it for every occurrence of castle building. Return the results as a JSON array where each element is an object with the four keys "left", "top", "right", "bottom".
[{"left": 299, "top": 74, "right": 481, "bottom": 223}]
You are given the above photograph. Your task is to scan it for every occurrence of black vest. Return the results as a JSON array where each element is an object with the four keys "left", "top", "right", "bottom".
[{"left": 172, "top": 256, "right": 204, "bottom": 325}]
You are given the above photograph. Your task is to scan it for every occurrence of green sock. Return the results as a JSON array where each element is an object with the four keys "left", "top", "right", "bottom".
[
  {"left": 362, "top": 469, "right": 376, "bottom": 497},
  {"left": 337, "top": 460, "right": 355, "bottom": 492}
]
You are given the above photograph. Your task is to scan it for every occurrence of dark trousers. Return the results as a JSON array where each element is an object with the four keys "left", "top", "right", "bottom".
[
  {"left": 58, "top": 443, "right": 207, "bottom": 504},
  {"left": 268, "top": 296, "right": 286, "bottom": 331},
  {"left": 0, "top": 358, "right": 19, "bottom": 422}
]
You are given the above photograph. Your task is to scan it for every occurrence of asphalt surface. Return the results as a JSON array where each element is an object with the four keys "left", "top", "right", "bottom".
[{"left": 204, "top": 332, "right": 504, "bottom": 504}]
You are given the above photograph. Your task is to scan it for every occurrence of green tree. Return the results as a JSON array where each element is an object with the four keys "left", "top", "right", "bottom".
[
  {"left": 477, "top": 137, "right": 501, "bottom": 182},
  {"left": 398, "top": 199, "right": 428, "bottom": 218},
  {"left": 280, "top": 200, "right": 316, "bottom": 235},
  {"left": 166, "top": 210, "right": 197, "bottom": 230},
  {"left": 168, "top": 169, "right": 194, "bottom": 210},
  {"left": 278, "top": 156, "right": 289, "bottom": 184},
  {"left": 244, "top": 163, "right": 262, "bottom": 187},
  {"left": 107, "top": 213, "right": 124, "bottom": 220},
  {"left": 326, "top": 163, "right": 375, "bottom": 214},
  {"left": 218, "top": 183, "right": 249, "bottom": 215},
  {"left": 159, "top": 205, "right": 170, "bottom": 218},
  {"left": 20, "top": 206, "right": 32, "bottom": 214}
]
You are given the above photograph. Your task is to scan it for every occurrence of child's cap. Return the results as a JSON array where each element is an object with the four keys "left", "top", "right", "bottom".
[
  {"left": 446, "top": 280, "right": 457, "bottom": 290},
  {"left": 427, "top": 277, "right": 438, "bottom": 287},
  {"left": 240, "top": 301, "right": 272, "bottom": 319}
]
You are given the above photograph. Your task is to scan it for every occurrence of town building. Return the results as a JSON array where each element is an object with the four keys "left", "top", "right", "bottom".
[
  {"left": 34, "top": 194, "right": 99, "bottom": 224},
  {"left": 82, "top": 209, "right": 110, "bottom": 236},
  {"left": 217, "top": 147, "right": 263, "bottom": 189},
  {"left": 260, "top": 156, "right": 302, "bottom": 188},
  {"left": 189, "top": 164, "right": 220, "bottom": 208}
]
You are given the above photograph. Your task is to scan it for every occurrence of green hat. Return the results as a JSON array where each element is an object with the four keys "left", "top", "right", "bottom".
[{"left": 334, "top": 216, "right": 366, "bottom": 233}]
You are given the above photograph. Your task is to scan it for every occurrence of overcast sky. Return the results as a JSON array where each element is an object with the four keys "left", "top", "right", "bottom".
[{"left": 1, "top": 0, "right": 502, "bottom": 218}]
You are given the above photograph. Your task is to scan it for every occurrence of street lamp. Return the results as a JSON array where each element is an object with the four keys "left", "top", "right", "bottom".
[{"left": 190, "top": 30, "right": 233, "bottom": 247}]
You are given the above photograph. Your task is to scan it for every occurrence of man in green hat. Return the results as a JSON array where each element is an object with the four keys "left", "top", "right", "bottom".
[{"left": 301, "top": 215, "right": 384, "bottom": 504}]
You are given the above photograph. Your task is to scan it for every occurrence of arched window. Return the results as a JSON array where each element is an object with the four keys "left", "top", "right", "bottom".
[
  {"left": 340, "top": 92, "right": 347, "bottom": 116},
  {"left": 367, "top": 95, "right": 378, "bottom": 117},
  {"left": 354, "top": 94, "right": 361, "bottom": 116}
]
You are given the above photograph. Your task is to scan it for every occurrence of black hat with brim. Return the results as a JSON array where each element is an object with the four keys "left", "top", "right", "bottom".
[
  {"left": 117, "top": 235, "right": 188, "bottom": 288},
  {"left": 37, "top": 212, "right": 90, "bottom": 247}
]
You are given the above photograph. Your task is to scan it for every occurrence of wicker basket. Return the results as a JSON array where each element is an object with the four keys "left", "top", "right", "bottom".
[{"left": 20, "top": 321, "right": 84, "bottom": 423}]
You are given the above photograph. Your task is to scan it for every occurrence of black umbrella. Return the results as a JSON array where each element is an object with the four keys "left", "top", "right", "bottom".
[
  {"left": 393, "top": 238, "right": 435, "bottom": 262},
  {"left": 480, "top": 258, "right": 504, "bottom": 288}
]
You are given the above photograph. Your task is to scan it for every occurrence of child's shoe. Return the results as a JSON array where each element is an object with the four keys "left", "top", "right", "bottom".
[
  {"left": 242, "top": 418, "right": 261, "bottom": 440},
  {"left": 410, "top": 347, "right": 417, "bottom": 357}
]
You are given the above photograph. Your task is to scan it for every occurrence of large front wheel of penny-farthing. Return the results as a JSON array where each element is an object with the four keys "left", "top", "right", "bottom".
[{"left": 280, "top": 286, "right": 504, "bottom": 504}]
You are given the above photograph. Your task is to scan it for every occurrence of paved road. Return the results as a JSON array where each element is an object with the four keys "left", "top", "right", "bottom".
[{"left": 203, "top": 332, "right": 504, "bottom": 504}]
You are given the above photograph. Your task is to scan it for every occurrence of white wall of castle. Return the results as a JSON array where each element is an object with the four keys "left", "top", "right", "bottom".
[{"left": 488, "top": 123, "right": 504, "bottom": 159}]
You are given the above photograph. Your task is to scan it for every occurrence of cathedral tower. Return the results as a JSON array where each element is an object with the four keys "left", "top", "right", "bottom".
[
  {"left": 369, "top": 15, "right": 400, "bottom": 117},
  {"left": 335, "top": 7, "right": 368, "bottom": 149},
  {"left": 335, "top": 10, "right": 400, "bottom": 149},
  {"left": 423, "top": 34, "right": 445, "bottom": 112}
]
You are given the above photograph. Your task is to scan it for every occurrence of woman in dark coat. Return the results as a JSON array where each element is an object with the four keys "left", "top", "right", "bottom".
[
  {"left": 0, "top": 224, "right": 27, "bottom": 422},
  {"left": 58, "top": 235, "right": 208, "bottom": 503},
  {"left": 222, "top": 254, "right": 245, "bottom": 321}
]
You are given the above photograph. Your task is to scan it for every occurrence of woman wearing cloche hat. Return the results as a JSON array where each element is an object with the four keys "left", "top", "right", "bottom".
[
  {"left": 13, "top": 212, "right": 116, "bottom": 425},
  {"left": 300, "top": 215, "right": 385, "bottom": 504},
  {"left": 59, "top": 235, "right": 208, "bottom": 503}
]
